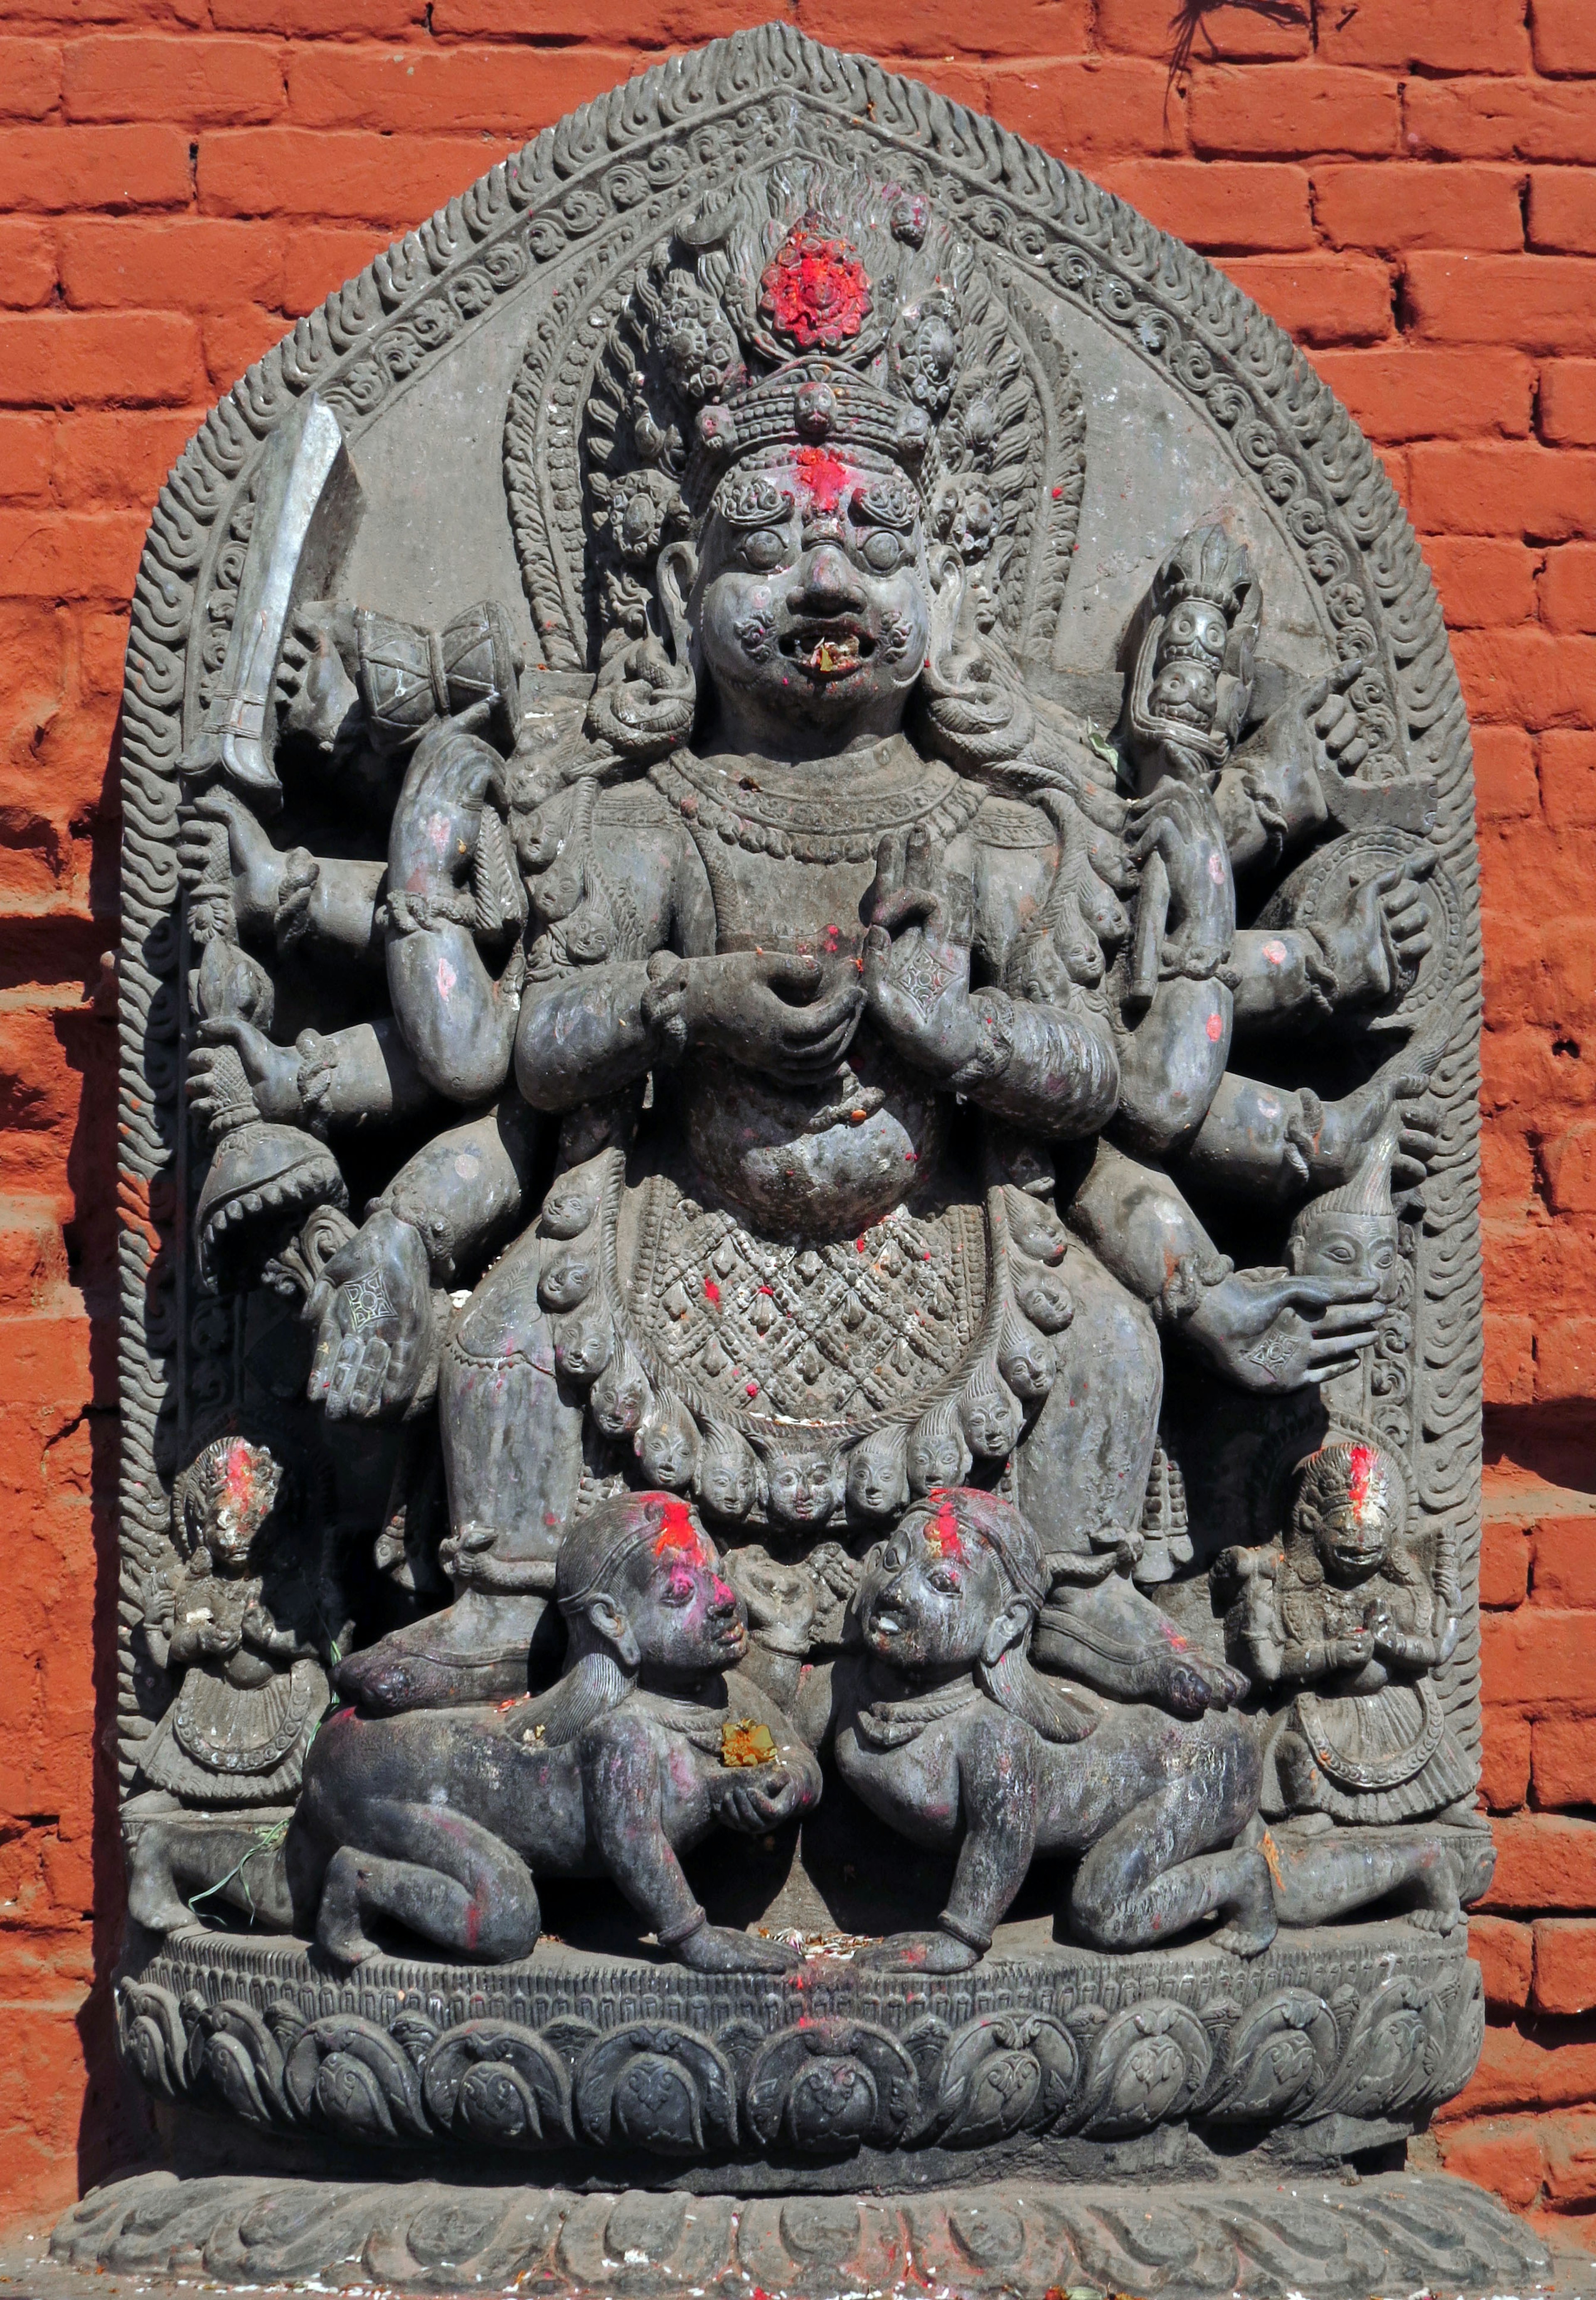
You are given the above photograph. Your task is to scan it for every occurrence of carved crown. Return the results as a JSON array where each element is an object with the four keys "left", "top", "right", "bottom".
[{"left": 504, "top": 157, "right": 1087, "bottom": 674}]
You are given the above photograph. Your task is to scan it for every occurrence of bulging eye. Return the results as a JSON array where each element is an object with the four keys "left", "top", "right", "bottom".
[
  {"left": 861, "top": 528, "right": 908, "bottom": 573},
  {"left": 927, "top": 1569, "right": 959, "bottom": 1595},
  {"left": 739, "top": 528, "right": 789, "bottom": 571}
]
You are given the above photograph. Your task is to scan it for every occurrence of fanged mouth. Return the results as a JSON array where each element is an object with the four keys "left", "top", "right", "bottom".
[
  {"left": 1157, "top": 696, "right": 1212, "bottom": 730},
  {"left": 781, "top": 625, "right": 876, "bottom": 677}
]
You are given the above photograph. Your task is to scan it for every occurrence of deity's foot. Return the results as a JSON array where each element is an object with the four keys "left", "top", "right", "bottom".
[
  {"left": 1209, "top": 1851, "right": 1278, "bottom": 1958},
  {"left": 1210, "top": 1914, "right": 1277, "bottom": 1958},
  {"left": 333, "top": 1588, "right": 557, "bottom": 1713}
]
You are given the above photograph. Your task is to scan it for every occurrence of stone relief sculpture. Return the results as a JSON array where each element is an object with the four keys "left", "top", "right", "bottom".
[{"left": 92, "top": 29, "right": 1548, "bottom": 2295}]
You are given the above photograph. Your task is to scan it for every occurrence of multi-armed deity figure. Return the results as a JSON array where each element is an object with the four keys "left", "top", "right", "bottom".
[{"left": 161, "top": 159, "right": 1466, "bottom": 1975}]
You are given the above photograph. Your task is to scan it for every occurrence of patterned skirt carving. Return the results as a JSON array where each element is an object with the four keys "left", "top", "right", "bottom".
[
  {"left": 138, "top": 1657, "right": 329, "bottom": 1807},
  {"left": 1260, "top": 1679, "right": 1476, "bottom": 1826}
]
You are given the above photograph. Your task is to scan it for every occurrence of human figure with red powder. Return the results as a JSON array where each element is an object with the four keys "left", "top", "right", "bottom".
[
  {"left": 785, "top": 1487, "right": 1274, "bottom": 1971},
  {"left": 288, "top": 1492, "right": 820, "bottom": 1970},
  {"left": 1217, "top": 1441, "right": 1478, "bottom": 1843}
]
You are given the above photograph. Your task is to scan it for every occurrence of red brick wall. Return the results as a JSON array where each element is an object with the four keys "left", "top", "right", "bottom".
[{"left": 2, "top": 0, "right": 1594, "bottom": 2236}]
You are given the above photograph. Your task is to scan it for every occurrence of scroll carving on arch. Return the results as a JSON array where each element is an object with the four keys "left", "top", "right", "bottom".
[{"left": 113, "top": 22, "right": 1490, "bottom": 2199}]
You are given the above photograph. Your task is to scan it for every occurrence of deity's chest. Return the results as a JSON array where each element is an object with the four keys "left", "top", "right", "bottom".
[
  {"left": 650, "top": 747, "right": 984, "bottom": 956},
  {"left": 712, "top": 848, "right": 874, "bottom": 958}
]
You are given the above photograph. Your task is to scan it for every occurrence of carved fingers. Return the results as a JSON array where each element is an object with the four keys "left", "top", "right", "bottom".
[
  {"left": 276, "top": 603, "right": 361, "bottom": 753},
  {"left": 187, "top": 1015, "right": 301, "bottom": 1128},
  {"left": 1188, "top": 1268, "right": 1379, "bottom": 1392},
  {"left": 674, "top": 1921, "right": 805, "bottom": 1974},
  {"left": 680, "top": 950, "right": 864, "bottom": 1080},
  {"left": 717, "top": 1764, "right": 798, "bottom": 1832},
  {"left": 177, "top": 787, "right": 284, "bottom": 934},
  {"left": 862, "top": 832, "right": 980, "bottom": 1075},
  {"left": 852, "top": 1928, "right": 980, "bottom": 1975},
  {"left": 306, "top": 1210, "right": 437, "bottom": 1423},
  {"left": 1304, "top": 656, "right": 1370, "bottom": 776}
]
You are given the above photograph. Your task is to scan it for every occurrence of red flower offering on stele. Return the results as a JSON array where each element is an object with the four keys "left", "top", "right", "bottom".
[{"left": 760, "top": 227, "right": 872, "bottom": 350}]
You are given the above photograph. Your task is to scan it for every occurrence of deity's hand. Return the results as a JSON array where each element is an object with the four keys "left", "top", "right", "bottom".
[
  {"left": 1332, "top": 1630, "right": 1376, "bottom": 1669},
  {"left": 1238, "top": 659, "right": 1369, "bottom": 790},
  {"left": 861, "top": 828, "right": 985, "bottom": 1080},
  {"left": 187, "top": 1015, "right": 301, "bottom": 1129},
  {"left": 1312, "top": 854, "right": 1434, "bottom": 1007},
  {"left": 1147, "top": 1648, "right": 1251, "bottom": 1718},
  {"left": 1125, "top": 777, "right": 1233, "bottom": 977},
  {"left": 712, "top": 1760, "right": 808, "bottom": 1834},
  {"left": 307, "top": 1208, "right": 437, "bottom": 1422},
  {"left": 674, "top": 950, "right": 863, "bottom": 1084},
  {"left": 852, "top": 1928, "right": 981, "bottom": 1975},
  {"left": 276, "top": 603, "right": 361, "bottom": 754},
  {"left": 672, "top": 1920, "right": 805, "bottom": 1975},
  {"left": 1314, "top": 1054, "right": 1442, "bottom": 1192},
  {"left": 1185, "top": 1268, "right": 1380, "bottom": 1393},
  {"left": 175, "top": 1613, "right": 240, "bottom": 1662},
  {"left": 177, "top": 786, "right": 285, "bottom": 939}
]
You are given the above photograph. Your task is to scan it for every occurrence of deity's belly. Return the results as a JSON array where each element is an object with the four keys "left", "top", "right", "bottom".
[{"left": 675, "top": 1034, "right": 945, "bottom": 1239}]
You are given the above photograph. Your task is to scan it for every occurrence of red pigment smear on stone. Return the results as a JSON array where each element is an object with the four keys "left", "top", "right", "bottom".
[
  {"left": 222, "top": 1438, "right": 256, "bottom": 1510},
  {"left": 760, "top": 228, "right": 872, "bottom": 350},
  {"left": 703, "top": 1278, "right": 721, "bottom": 1307},
  {"left": 796, "top": 444, "right": 850, "bottom": 514},
  {"left": 926, "top": 1491, "right": 965, "bottom": 1561},
  {"left": 1347, "top": 1442, "right": 1375, "bottom": 1519},
  {"left": 652, "top": 1496, "right": 703, "bottom": 1562}
]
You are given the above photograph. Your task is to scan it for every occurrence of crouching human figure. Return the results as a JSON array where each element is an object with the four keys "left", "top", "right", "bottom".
[
  {"left": 795, "top": 1487, "right": 1272, "bottom": 1973},
  {"left": 290, "top": 1491, "right": 820, "bottom": 1972}
]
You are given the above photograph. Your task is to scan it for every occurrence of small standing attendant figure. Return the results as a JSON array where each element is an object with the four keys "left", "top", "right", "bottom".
[
  {"left": 1224, "top": 1441, "right": 1478, "bottom": 1831},
  {"left": 138, "top": 1432, "right": 338, "bottom": 1807}
]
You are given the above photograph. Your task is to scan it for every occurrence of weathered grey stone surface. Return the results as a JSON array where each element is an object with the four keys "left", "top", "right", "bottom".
[
  {"left": 113, "top": 19, "right": 1490, "bottom": 2208},
  {"left": 34, "top": 2168, "right": 1554, "bottom": 2300}
]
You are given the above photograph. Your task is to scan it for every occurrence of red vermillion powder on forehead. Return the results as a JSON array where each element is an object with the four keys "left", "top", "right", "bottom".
[
  {"left": 1347, "top": 1443, "right": 1375, "bottom": 1520},
  {"left": 795, "top": 445, "right": 849, "bottom": 515},
  {"left": 652, "top": 1495, "right": 704, "bottom": 1561}
]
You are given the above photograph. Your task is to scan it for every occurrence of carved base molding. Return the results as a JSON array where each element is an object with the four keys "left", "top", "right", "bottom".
[
  {"left": 47, "top": 2167, "right": 1552, "bottom": 2300},
  {"left": 118, "top": 1920, "right": 1483, "bottom": 2182}
]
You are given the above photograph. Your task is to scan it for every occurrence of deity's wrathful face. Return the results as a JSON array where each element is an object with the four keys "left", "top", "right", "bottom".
[
  {"left": 693, "top": 451, "right": 934, "bottom": 745},
  {"left": 197, "top": 1439, "right": 282, "bottom": 1574},
  {"left": 1148, "top": 655, "right": 1218, "bottom": 733},
  {"left": 1290, "top": 1211, "right": 1401, "bottom": 1307},
  {"left": 1313, "top": 1501, "right": 1394, "bottom": 1583},
  {"left": 620, "top": 1502, "right": 748, "bottom": 1677}
]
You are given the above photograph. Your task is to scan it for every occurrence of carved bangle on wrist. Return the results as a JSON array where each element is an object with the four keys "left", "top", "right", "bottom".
[
  {"left": 947, "top": 991, "right": 1016, "bottom": 1093},
  {"left": 1300, "top": 925, "right": 1341, "bottom": 1019},
  {"left": 1283, "top": 1087, "right": 1325, "bottom": 1187},
  {"left": 275, "top": 849, "right": 320, "bottom": 952},
  {"left": 655, "top": 1903, "right": 708, "bottom": 1948},
  {"left": 938, "top": 1910, "right": 992, "bottom": 1953},
  {"left": 1154, "top": 1248, "right": 1234, "bottom": 1327}
]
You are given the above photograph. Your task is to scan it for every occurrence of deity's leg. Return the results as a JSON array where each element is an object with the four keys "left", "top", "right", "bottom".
[
  {"left": 313, "top": 1799, "right": 541, "bottom": 1968},
  {"left": 125, "top": 1812, "right": 294, "bottom": 1937},
  {"left": 1067, "top": 1715, "right": 1273, "bottom": 1958},
  {"left": 1260, "top": 1818, "right": 1465, "bottom": 1933},
  {"left": 1015, "top": 1241, "right": 1162, "bottom": 1553},
  {"left": 334, "top": 1226, "right": 586, "bottom": 1712}
]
